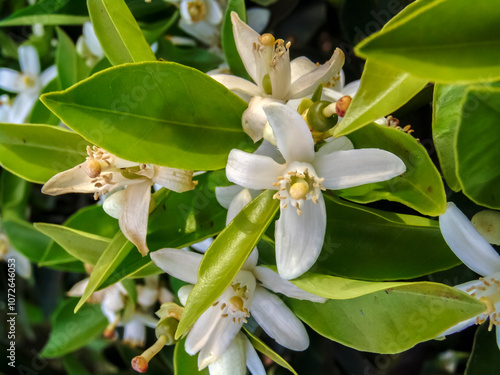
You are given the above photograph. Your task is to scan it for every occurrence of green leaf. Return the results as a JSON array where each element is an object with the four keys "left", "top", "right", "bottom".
[
  {"left": 0, "top": 123, "right": 87, "bottom": 184},
  {"left": 244, "top": 329, "right": 298, "bottom": 375},
  {"left": 288, "top": 282, "right": 485, "bottom": 354},
  {"left": 0, "top": 170, "right": 30, "bottom": 220},
  {"left": 0, "top": 5, "right": 88, "bottom": 26},
  {"left": 173, "top": 337, "right": 209, "bottom": 375},
  {"left": 56, "top": 27, "right": 90, "bottom": 89},
  {"left": 2, "top": 218, "right": 51, "bottom": 263},
  {"left": 75, "top": 232, "right": 133, "bottom": 312},
  {"left": 41, "top": 61, "right": 253, "bottom": 170},
  {"left": 34, "top": 223, "right": 110, "bottom": 265},
  {"left": 456, "top": 86, "right": 500, "bottom": 209},
  {"left": 333, "top": 60, "right": 428, "bottom": 136},
  {"left": 28, "top": 78, "right": 63, "bottom": 126},
  {"left": 175, "top": 190, "right": 279, "bottom": 339},
  {"left": 87, "top": 0, "right": 156, "bottom": 65},
  {"left": 465, "top": 323, "right": 500, "bottom": 375},
  {"left": 310, "top": 195, "right": 459, "bottom": 280},
  {"left": 221, "top": 0, "right": 251, "bottom": 80},
  {"left": 355, "top": 0, "right": 500, "bottom": 83},
  {"left": 62, "top": 354, "right": 92, "bottom": 375},
  {"left": 40, "top": 298, "right": 108, "bottom": 358},
  {"left": 39, "top": 205, "right": 119, "bottom": 266},
  {"left": 337, "top": 123, "right": 447, "bottom": 216},
  {"left": 432, "top": 84, "right": 467, "bottom": 192}
]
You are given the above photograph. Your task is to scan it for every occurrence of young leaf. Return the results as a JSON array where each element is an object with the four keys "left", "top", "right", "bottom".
[
  {"left": 41, "top": 62, "right": 253, "bottom": 170},
  {"left": 333, "top": 60, "right": 427, "bottom": 136},
  {"left": 175, "top": 190, "right": 279, "bottom": 339},
  {"left": 221, "top": 0, "right": 251, "bottom": 80},
  {"left": 456, "top": 86, "right": 500, "bottom": 209},
  {"left": 337, "top": 123, "right": 447, "bottom": 216},
  {"left": 465, "top": 323, "right": 500, "bottom": 375},
  {"left": 40, "top": 298, "right": 108, "bottom": 358},
  {"left": 309, "top": 195, "right": 459, "bottom": 281},
  {"left": 0, "top": 123, "right": 87, "bottom": 184},
  {"left": 288, "top": 282, "right": 485, "bottom": 354},
  {"left": 87, "top": 0, "right": 156, "bottom": 65},
  {"left": 355, "top": 0, "right": 500, "bottom": 83}
]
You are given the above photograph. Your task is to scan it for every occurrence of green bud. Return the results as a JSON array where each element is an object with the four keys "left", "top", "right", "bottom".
[{"left": 306, "top": 101, "right": 338, "bottom": 132}]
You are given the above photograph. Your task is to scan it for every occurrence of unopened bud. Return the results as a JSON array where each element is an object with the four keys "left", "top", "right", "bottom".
[{"left": 335, "top": 95, "right": 352, "bottom": 117}]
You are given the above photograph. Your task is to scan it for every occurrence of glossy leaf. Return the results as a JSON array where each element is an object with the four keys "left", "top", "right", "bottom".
[
  {"left": 0, "top": 123, "right": 87, "bottom": 184},
  {"left": 432, "top": 84, "right": 467, "bottom": 192},
  {"left": 41, "top": 62, "right": 253, "bottom": 170},
  {"left": 311, "top": 195, "right": 459, "bottom": 280},
  {"left": 56, "top": 27, "right": 90, "bottom": 89},
  {"left": 456, "top": 86, "right": 500, "bottom": 209},
  {"left": 75, "top": 232, "right": 133, "bottom": 312},
  {"left": 333, "top": 60, "right": 427, "bottom": 136},
  {"left": 40, "top": 298, "right": 108, "bottom": 358},
  {"left": 87, "top": 0, "right": 156, "bottom": 65},
  {"left": 173, "top": 337, "right": 209, "bottom": 375},
  {"left": 175, "top": 190, "right": 279, "bottom": 338},
  {"left": 244, "top": 329, "right": 298, "bottom": 375},
  {"left": 288, "top": 282, "right": 485, "bottom": 354},
  {"left": 355, "top": 0, "right": 500, "bottom": 83},
  {"left": 39, "top": 205, "right": 119, "bottom": 266},
  {"left": 0, "top": 0, "right": 88, "bottom": 26},
  {"left": 465, "top": 323, "right": 500, "bottom": 375},
  {"left": 221, "top": 0, "right": 251, "bottom": 80},
  {"left": 337, "top": 123, "right": 447, "bottom": 216},
  {"left": 35, "top": 223, "right": 110, "bottom": 265}
]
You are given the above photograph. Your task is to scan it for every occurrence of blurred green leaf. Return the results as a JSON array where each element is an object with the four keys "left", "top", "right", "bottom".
[
  {"left": 355, "top": 0, "right": 500, "bottom": 83},
  {"left": 55, "top": 27, "right": 90, "bottom": 89},
  {"left": 87, "top": 0, "right": 156, "bottom": 65},
  {"left": 41, "top": 62, "right": 254, "bottom": 170},
  {"left": 0, "top": 170, "right": 30, "bottom": 219},
  {"left": 40, "top": 298, "right": 107, "bottom": 358},
  {"left": 174, "top": 337, "right": 209, "bottom": 375},
  {"left": 456, "top": 86, "right": 500, "bottom": 209},
  {"left": 62, "top": 354, "right": 92, "bottom": 375},
  {"left": 28, "top": 78, "right": 62, "bottom": 125},
  {"left": 176, "top": 190, "right": 279, "bottom": 339},
  {"left": 289, "top": 282, "right": 485, "bottom": 354},
  {"left": 0, "top": 123, "right": 87, "bottom": 184},
  {"left": 338, "top": 123, "right": 446, "bottom": 216},
  {"left": 465, "top": 323, "right": 500, "bottom": 375}
]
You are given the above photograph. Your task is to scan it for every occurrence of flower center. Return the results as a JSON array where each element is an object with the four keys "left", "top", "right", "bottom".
[
  {"left": 466, "top": 275, "right": 500, "bottom": 330},
  {"left": 212, "top": 282, "right": 250, "bottom": 325},
  {"left": 273, "top": 165, "right": 325, "bottom": 215},
  {"left": 23, "top": 75, "right": 36, "bottom": 88},
  {"left": 187, "top": 0, "right": 207, "bottom": 23}
]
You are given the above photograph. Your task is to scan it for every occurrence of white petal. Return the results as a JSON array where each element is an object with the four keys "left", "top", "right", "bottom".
[
  {"left": 251, "top": 286, "right": 309, "bottom": 350},
  {"left": 254, "top": 139, "right": 284, "bottom": 163},
  {"left": 136, "top": 285, "right": 158, "bottom": 308},
  {"left": 18, "top": 45, "right": 40, "bottom": 76},
  {"left": 440, "top": 203, "right": 500, "bottom": 276},
  {"left": 150, "top": 248, "right": 201, "bottom": 284},
  {"left": 246, "top": 8, "right": 270, "bottom": 34},
  {"left": 216, "top": 185, "right": 244, "bottom": 209},
  {"left": 227, "top": 188, "right": 252, "bottom": 224},
  {"left": 288, "top": 48, "right": 345, "bottom": 99},
  {"left": 275, "top": 196, "right": 326, "bottom": 280},
  {"left": 83, "top": 22, "right": 103, "bottom": 58},
  {"left": 178, "top": 284, "right": 194, "bottom": 305},
  {"left": 42, "top": 162, "right": 97, "bottom": 195},
  {"left": 231, "top": 12, "right": 260, "bottom": 83},
  {"left": 123, "top": 316, "right": 146, "bottom": 347},
  {"left": 242, "top": 96, "right": 280, "bottom": 142},
  {"left": 454, "top": 279, "right": 483, "bottom": 293},
  {"left": 9, "top": 91, "right": 38, "bottom": 123},
  {"left": 205, "top": 0, "right": 223, "bottom": 25},
  {"left": 315, "top": 136, "right": 354, "bottom": 158},
  {"left": 40, "top": 65, "right": 58, "bottom": 87},
  {"left": 314, "top": 149, "right": 406, "bottom": 190},
  {"left": 180, "top": 0, "right": 194, "bottom": 24},
  {"left": 119, "top": 181, "right": 152, "bottom": 256},
  {"left": 6, "top": 250, "right": 32, "bottom": 279},
  {"left": 153, "top": 166, "right": 195, "bottom": 193},
  {"left": 321, "top": 87, "right": 344, "bottom": 102},
  {"left": 290, "top": 56, "right": 317, "bottom": 83},
  {"left": 191, "top": 237, "right": 213, "bottom": 253},
  {"left": 243, "top": 247, "right": 259, "bottom": 271},
  {"left": 102, "top": 189, "right": 125, "bottom": 219},
  {"left": 242, "top": 334, "right": 265, "bottom": 375},
  {"left": 342, "top": 80, "right": 361, "bottom": 97},
  {"left": 263, "top": 102, "right": 315, "bottom": 164},
  {"left": 210, "top": 74, "right": 261, "bottom": 99},
  {"left": 0, "top": 69, "right": 24, "bottom": 93},
  {"left": 179, "top": 19, "right": 219, "bottom": 46},
  {"left": 226, "top": 149, "right": 284, "bottom": 190},
  {"left": 269, "top": 46, "right": 291, "bottom": 100},
  {"left": 439, "top": 316, "right": 477, "bottom": 337},
  {"left": 67, "top": 278, "right": 90, "bottom": 297},
  {"left": 253, "top": 266, "right": 326, "bottom": 302},
  {"left": 207, "top": 334, "right": 247, "bottom": 375}
]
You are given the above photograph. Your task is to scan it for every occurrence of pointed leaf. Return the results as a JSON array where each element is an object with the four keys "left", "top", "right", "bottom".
[{"left": 41, "top": 62, "right": 254, "bottom": 170}]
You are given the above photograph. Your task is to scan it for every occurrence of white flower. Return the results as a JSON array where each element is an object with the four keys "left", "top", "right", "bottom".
[
  {"left": 439, "top": 202, "right": 500, "bottom": 346},
  {"left": 0, "top": 233, "right": 31, "bottom": 279},
  {"left": 226, "top": 103, "right": 406, "bottom": 279},
  {"left": 42, "top": 146, "right": 196, "bottom": 255},
  {"left": 0, "top": 45, "right": 57, "bottom": 123},
  {"left": 76, "top": 22, "right": 104, "bottom": 67},
  {"left": 150, "top": 188, "right": 325, "bottom": 371},
  {"left": 211, "top": 12, "right": 345, "bottom": 141}
]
